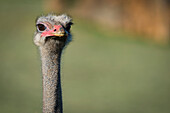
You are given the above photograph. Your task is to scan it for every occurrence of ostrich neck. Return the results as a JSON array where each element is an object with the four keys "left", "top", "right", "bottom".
[{"left": 40, "top": 39, "right": 64, "bottom": 113}]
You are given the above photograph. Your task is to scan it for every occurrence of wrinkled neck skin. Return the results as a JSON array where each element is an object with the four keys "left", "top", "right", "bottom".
[{"left": 40, "top": 38, "right": 65, "bottom": 113}]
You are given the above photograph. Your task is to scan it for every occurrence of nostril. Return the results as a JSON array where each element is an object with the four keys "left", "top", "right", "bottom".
[{"left": 54, "top": 29, "right": 56, "bottom": 31}]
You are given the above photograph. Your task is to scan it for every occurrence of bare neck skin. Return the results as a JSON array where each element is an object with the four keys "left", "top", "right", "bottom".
[{"left": 40, "top": 38, "right": 65, "bottom": 113}]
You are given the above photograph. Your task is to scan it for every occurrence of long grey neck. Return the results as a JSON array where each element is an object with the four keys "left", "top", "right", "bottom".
[{"left": 40, "top": 39, "right": 64, "bottom": 113}]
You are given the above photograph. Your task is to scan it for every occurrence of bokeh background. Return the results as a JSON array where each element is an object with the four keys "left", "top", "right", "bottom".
[{"left": 0, "top": 0, "right": 170, "bottom": 113}]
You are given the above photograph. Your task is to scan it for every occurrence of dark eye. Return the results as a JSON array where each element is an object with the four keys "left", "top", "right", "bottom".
[
  {"left": 36, "top": 24, "right": 46, "bottom": 32},
  {"left": 65, "top": 22, "right": 73, "bottom": 31}
]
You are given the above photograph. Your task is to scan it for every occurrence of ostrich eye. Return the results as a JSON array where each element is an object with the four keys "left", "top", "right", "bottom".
[
  {"left": 65, "top": 22, "right": 73, "bottom": 31},
  {"left": 37, "top": 24, "right": 46, "bottom": 32}
]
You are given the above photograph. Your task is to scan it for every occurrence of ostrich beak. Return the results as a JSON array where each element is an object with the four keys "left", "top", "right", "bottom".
[
  {"left": 41, "top": 25, "right": 67, "bottom": 37},
  {"left": 50, "top": 32, "right": 65, "bottom": 37},
  {"left": 50, "top": 25, "right": 67, "bottom": 37}
]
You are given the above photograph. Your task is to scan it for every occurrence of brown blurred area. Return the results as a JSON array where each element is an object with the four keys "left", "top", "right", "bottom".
[{"left": 44, "top": 0, "right": 170, "bottom": 43}]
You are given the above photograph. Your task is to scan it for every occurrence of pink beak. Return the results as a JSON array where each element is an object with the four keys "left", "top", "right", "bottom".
[{"left": 41, "top": 25, "right": 66, "bottom": 37}]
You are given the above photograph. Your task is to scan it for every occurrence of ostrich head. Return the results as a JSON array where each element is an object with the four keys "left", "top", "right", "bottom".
[{"left": 34, "top": 14, "right": 73, "bottom": 48}]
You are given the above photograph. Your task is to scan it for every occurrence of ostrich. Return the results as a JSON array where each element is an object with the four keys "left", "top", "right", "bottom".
[{"left": 34, "top": 14, "right": 73, "bottom": 113}]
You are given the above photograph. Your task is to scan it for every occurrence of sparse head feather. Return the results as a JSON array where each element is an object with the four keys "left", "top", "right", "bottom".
[{"left": 36, "top": 14, "right": 73, "bottom": 27}]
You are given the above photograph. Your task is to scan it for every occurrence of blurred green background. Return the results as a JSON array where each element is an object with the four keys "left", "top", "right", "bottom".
[{"left": 0, "top": 0, "right": 170, "bottom": 113}]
